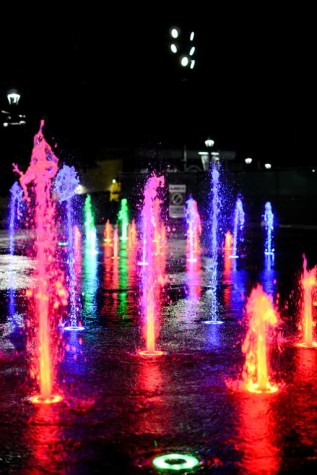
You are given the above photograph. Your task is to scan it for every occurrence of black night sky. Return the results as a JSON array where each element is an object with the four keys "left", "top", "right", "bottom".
[{"left": 0, "top": 3, "right": 313, "bottom": 183}]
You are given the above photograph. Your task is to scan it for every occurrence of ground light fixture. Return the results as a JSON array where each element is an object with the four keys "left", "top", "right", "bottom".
[{"left": 152, "top": 453, "right": 200, "bottom": 471}]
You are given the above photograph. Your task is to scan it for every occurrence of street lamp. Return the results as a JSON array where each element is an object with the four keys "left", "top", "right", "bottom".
[
  {"left": 7, "top": 89, "right": 21, "bottom": 105},
  {"left": 1, "top": 88, "right": 26, "bottom": 127},
  {"left": 205, "top": 138, "right": 214, "bottom": 149},
  {"left": 205, "top": 137, "right": 215, "bottom": 169},
  {"left": 169, "top": 26, "right": 196, "bottom": 70}
]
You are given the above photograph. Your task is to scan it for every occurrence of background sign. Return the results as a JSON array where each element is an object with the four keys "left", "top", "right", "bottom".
[{"left": 169, "top": 184, "right": 186, "bottom": 218}]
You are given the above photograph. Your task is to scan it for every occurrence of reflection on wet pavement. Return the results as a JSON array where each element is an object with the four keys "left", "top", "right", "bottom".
[{"left": 1, "top": 227, "right": 317, "bottom": 474}]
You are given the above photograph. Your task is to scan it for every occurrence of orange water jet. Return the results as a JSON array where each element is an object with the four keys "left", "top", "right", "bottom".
[
  {"left": 242, "top": 284, "right": 279, "bottom": 393},
  {"left": 296, "top": 255, "right": 317, "bottom": 348}
]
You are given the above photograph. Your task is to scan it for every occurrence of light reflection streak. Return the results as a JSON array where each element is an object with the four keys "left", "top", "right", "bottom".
[
  {"left": 235, "top": 395, "right": 281, "bottom": 474},
  {"left": 185, "top": 256, "right": 202, "bottom": 321}
]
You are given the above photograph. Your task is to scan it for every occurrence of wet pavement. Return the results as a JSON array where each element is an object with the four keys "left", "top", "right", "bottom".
[{"left": 1, "top": 226, "right": 317, "bottom": 474}]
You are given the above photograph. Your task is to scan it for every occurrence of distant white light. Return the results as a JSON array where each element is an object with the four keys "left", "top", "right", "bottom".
[
  {"left": 1, "top": 110, "right": 9, "bottom": 114},
  {"left": 112, "top": 178, "right": 117, "bottom": 184},
  {"left": 180, "top": 55, "right": 189, "bottom": 67},
  {"left": 198, "top": 151, "right": 208, "bottom": 155},
  {"left": 7, "top": 91, "right": 20, "bottom": 105},
  {"left": 3, "top": 119, "right": 26, "bottom": 127},
  {"left": 170, "top": 43, "right": 178, "bottom": 53},
  {"left": 205, "top": 138, "right": 215, "bottom": 148},
  {"left": 264, "top": 163, "right": 272, "bottom": 169},
  {"left": 169, "top": 27, "right": 196, "bottom": 70},
  {"left": 245, "top": 157, "right": 252, "bottom": 164},
  {"left": 75, "top": 184, "right": 86, "bottom": 195},
  {"left": 312, "top": 169, "right": 316, "bottom": 173},
  {"left": 171, "top": 28, "right": 179, "bottom": 38}
]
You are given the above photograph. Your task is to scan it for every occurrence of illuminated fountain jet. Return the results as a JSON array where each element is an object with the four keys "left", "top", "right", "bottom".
[
  {"left": 223, "top": 230, "right": 233, "bottom": 252},
  {"left": 103, "top": 219, "right": 113, "bottom": 244},
  {"left": 297, "top": 255, "right": 317, "bottom": 348},
  {"left": 242, "top": 284, "right": 279, "bottom": 393},
  {"left": 263, "top": 201, "right": 275, "bottom": 256},
  {"left": 54, "top": 165, "right": 84, "bottom": 331},
  {"left": 138, "top": 174, "right": 165, "bottom": 356},
  {"left": 13, "top": 120, "right": 66, "bottom": 404},
  {"left": 231, "top": 197, "right": 245, "bottom": 259},
  {"left": 118, "top": 198, "right": 129, "bottom": 242},
  {"left": 8, "top": 181, "right": 24, "bottom": 254},
  {"left": 138, "top": 175, "right": 164, "bottom": 266},
  {"left": 185, "top": 197, "right": 201, "bottom": 262},
  {"left": 204, "top": 164, "right": 223, "bottom": 324},
  {"left": 84, "top": 194, "right": 97, "bottom": 255}
]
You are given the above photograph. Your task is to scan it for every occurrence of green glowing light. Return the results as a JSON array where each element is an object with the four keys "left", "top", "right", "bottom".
[
  {"left": 117, "top": 198, "right": 129, "bottom": 241},
  {"left": 84, "top": 194, "right": 96, "bottom": 236},
  {"left": 152, "top": 453, "right": 199, "bottom": 471},
  {"left": 84, "top": 194, "right": 97, "bottom": 254}
]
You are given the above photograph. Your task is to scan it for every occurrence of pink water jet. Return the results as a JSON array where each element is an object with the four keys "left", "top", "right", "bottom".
[
  {"left": 138, "top": 175, "right": 165, "bottom": 356},
  {"left": 13, "top": 120, "right": 67, "bottom": 404},
  {"left": 103, "top": 219, "right": 113, "bottom": 244},
  {"left": 138, "top": 175, "right": 164, "bottom": 266},
  {"left": 152, "top": 198, "right": 166, "bottom": 255}
]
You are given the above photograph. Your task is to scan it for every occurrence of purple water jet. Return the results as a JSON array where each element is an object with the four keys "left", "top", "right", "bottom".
[
  {"left": 263, "top": 201, "right": 275, "bottom": 256},
  {"left": 231, "top": 196, "right": 245, "bottom": 259},
  {"left": 54, "top": 165, "right": 83, "bottom": 331},
  {"left": 185, "top": 196, "right": 201, "bottom": 262}
]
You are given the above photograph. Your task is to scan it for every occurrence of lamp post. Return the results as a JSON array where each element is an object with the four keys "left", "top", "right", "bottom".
[
  {"left": 1, "top": 88, "right": 26, "bottom": 127},
  {"left": 169, "top": 26, "right": 196, "bottom": 71},
  {"left": 205, "top": 138, "right": 215, "bottom": 169},
  {"left": 7, "top": 89, "right": 21, "bottom": 105},
  {"left": 169, "top": 26, "right": 196, "bottom": 170}
]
